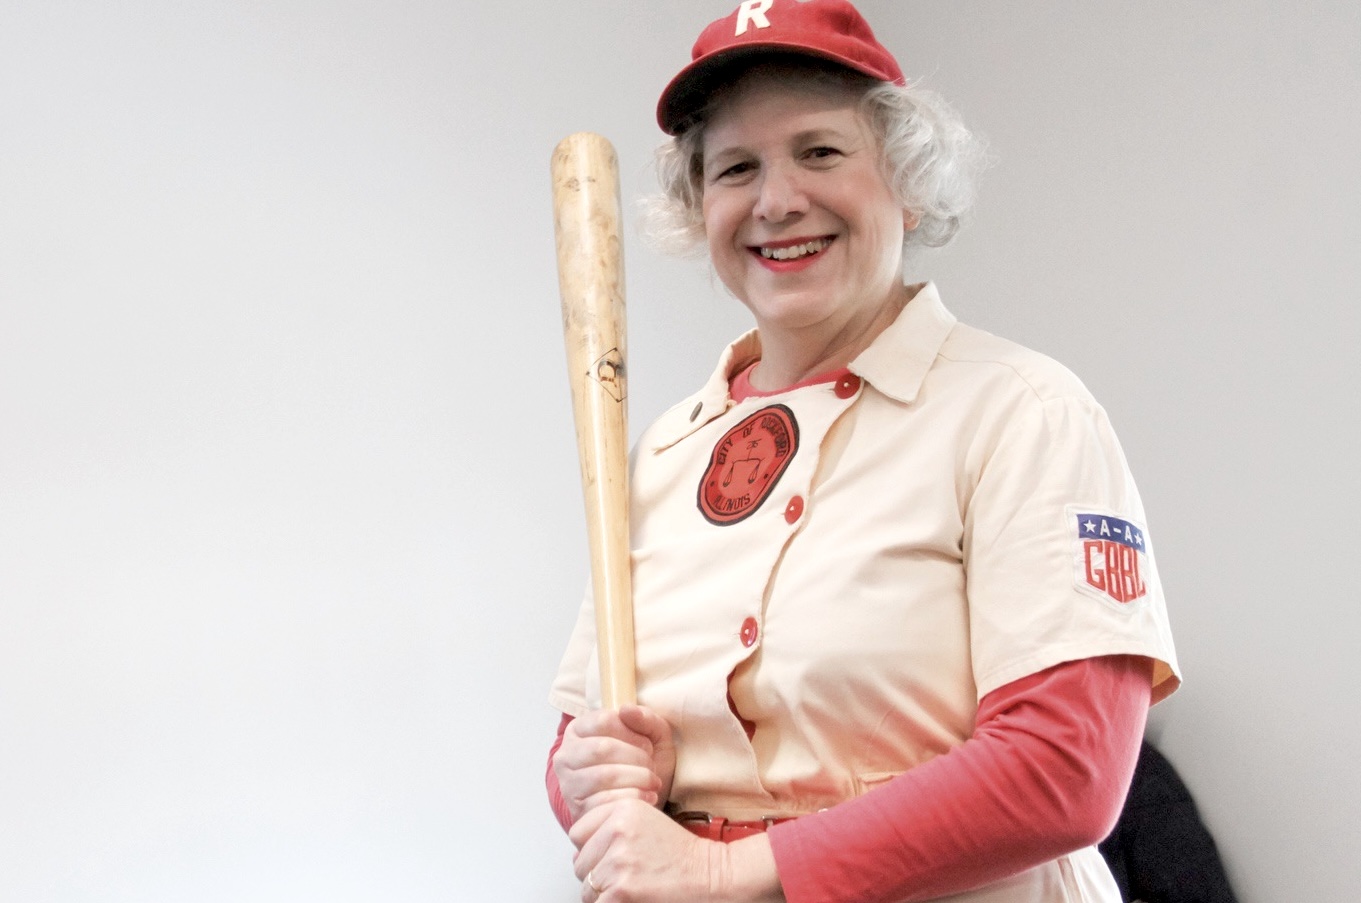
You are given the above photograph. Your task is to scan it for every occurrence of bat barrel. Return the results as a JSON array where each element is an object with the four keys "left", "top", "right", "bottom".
[{"left": 551, "top": 132, "right": 636, "bottom": 708}]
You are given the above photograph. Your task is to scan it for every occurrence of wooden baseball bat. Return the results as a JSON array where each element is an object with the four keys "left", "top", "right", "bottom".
[{"left": 550, "top": 132, "right": 636, "bottom": 708}]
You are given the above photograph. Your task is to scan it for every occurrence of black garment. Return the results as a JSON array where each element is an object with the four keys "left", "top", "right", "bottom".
[{"left": 1099, "top": 740, "right": 1238, "bottom": 903}]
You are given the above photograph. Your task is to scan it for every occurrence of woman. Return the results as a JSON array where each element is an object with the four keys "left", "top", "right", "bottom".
[{"left": 547, "top": 2, "right": 1180, "bottom": 901}]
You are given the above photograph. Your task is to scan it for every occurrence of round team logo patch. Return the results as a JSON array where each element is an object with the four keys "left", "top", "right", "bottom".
[{"left": 697, "top": 404, "right": 799, "bottom": 526}]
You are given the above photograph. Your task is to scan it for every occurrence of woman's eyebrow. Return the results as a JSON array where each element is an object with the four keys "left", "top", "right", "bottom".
[
  {"left": 704, "top": 126, "right": 861, "bottom": 166},
  {"left": 789, "top": 126, "right": 858, "bottom": 145}
]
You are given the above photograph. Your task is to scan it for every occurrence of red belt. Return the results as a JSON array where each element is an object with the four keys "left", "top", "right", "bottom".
[{"left": 673, "top": 811, "right": 796, "bottom": 843}]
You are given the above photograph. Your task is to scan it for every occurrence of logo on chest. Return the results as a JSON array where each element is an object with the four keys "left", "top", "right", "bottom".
[{"left": 697, "top": 404, "right": 800, "bottom": 525}]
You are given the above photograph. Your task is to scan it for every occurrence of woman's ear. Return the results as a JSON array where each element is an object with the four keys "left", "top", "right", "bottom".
[{"left": 903, "top": 209, "right": 921, "bottom": 231}]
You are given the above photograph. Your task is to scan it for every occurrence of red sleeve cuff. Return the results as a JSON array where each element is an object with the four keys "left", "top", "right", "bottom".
[{"left": 546, "top": 712, "right": 575, "bottom": 832}]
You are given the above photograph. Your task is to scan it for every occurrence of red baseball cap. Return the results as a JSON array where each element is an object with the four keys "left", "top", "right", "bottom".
[{"left": 656, "top": 0, "right": 905, "bottom": 135}]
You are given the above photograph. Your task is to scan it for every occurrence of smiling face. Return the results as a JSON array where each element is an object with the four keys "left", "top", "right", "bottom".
[{"left": 700, "top": 71, "right": 914, "bottom": 357}]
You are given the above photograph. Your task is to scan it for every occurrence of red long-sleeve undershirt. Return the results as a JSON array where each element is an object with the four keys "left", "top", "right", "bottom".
[{"left": 546, "top": 654, "right": 1150, "bottom": 902}]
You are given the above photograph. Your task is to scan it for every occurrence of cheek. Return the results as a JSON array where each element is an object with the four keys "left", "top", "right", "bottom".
[
  {"left": 858, "top": 187, "right": 908, "bottom": 261},
  {"left": 701, "top": 197, "right": 739, "bottom": 255},
  {"left": 700, "top": 192, "right": 722, "bottom": 232}
]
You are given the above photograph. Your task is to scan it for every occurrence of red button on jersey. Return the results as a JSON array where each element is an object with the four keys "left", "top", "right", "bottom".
[
  {"left": 784, "top": 495, "right": 804, "bottom": 524},
  {"left": 834, "top": 374, "right": 862, "bottom": 398},
  {"left": 740, "top": 617, "right": 759, "bottom": 648}
]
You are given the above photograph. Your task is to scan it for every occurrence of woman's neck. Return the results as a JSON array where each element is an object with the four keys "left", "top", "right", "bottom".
[{"left": 747, "top": 283, "right": 915, "bottom": 392}]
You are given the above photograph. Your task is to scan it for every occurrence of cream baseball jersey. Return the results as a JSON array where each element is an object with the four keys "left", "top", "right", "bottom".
[{"left": 550, "top": 281, "right": 1180, "bottom": 842}]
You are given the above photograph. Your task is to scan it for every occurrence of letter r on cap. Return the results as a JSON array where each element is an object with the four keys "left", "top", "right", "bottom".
[{"left": 736, "top": 0, "right": 774, "bottom": 35}]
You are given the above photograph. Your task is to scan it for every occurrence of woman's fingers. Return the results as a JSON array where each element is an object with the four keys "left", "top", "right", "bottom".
[
  {"left": 616, "top": 704, "right": 677, "bottom": 797},
  {"left": 562, "top": 764, "right": 661, "bottom": 804},
  {"left": 572, "top": 708, "right": 658, "bottom": 754},
  {"left": 553, "top": 706, "right": 676, "bottom": 826},
  {"left": 571, "top": 799, "right": 733, "bottom": 902}
]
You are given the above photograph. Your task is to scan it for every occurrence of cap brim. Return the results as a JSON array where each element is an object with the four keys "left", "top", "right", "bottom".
[{"left": 656, "top": 42, "right": 896, "bottom": 135}]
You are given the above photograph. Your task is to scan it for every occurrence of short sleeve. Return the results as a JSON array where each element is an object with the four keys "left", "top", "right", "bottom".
[{"left": 963, "top": 391, "right": 1180, "bottom": 702}]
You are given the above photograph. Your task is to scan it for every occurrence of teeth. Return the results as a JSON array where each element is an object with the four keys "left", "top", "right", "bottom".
[{"left": 759, "top": 238, "right": 831, "bottom": 261}]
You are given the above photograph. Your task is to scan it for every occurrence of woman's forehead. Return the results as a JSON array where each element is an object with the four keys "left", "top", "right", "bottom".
[{"left": 702, "top": 77, "right": 869, "bottom": 149}]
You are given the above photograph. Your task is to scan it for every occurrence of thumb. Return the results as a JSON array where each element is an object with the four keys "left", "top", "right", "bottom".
[{"left": 617, "top": 704, "right": 674, "bottom": 750}]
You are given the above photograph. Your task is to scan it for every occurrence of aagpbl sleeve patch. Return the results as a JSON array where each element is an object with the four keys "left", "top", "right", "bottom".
[{"left": 1067, "top": 506, "right": 1151, "bottom": 608}]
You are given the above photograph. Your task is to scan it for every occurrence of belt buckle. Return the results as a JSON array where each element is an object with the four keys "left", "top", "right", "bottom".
[
  {"left": 673, "top": 810, "right": 733, "bottom": 840},
  {"left": 673, "top": 810, "right": 787, "bottom": 839},
  {"left": 673, "top": 811, "right": 786, "bottom": 826},
  {"left": 671, "top": 810, "right": 713, "bottom": 826}
]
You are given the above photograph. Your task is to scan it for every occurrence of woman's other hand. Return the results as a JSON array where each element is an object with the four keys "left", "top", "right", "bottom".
[
  {"left": 571, "top": 799, "right": 783, "bottom": 903},
  {"left": 552, "top": 704, "right": 677, "bottom": 826}
]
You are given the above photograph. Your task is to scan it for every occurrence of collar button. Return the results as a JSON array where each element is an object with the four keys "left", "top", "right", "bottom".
[{"left": 834, "top": 375, "right": 862, "bottom": 399}]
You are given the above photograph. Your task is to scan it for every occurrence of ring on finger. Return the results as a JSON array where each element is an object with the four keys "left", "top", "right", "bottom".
[{"left": 586, "top": 870, "right": 602, "bottom": 894}]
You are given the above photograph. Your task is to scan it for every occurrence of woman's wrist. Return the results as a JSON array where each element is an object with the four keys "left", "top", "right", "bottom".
[{"left": 720, "top": 835, "right": 785, "bottom": 902}]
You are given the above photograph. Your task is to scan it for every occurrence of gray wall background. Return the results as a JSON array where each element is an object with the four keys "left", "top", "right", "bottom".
[{"left": 3, "top": 1, "right": 1357, "bottom": 900}]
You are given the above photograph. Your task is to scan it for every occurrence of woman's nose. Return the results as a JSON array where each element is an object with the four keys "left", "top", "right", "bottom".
[{"left": 753, "top": 164, "right": 809, "bottom": 222}]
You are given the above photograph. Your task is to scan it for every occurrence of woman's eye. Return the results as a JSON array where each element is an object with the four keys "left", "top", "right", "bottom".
[
  {"left": 806, "top": 146, "right": 841, "bottom": 161},
  {"left": 709, "top": 160, "right": 753, "bottom": 182}
]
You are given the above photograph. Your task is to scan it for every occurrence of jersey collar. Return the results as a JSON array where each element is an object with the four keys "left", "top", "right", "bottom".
[
  {"left": 647, "top": 282, "right": 957, "bottom": 450},
  {"left": 647, "top": 329, "right": 759, "bottom": 452},
  {"left": 848, "top": 281, "right": 956, "bottom": 405}
]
